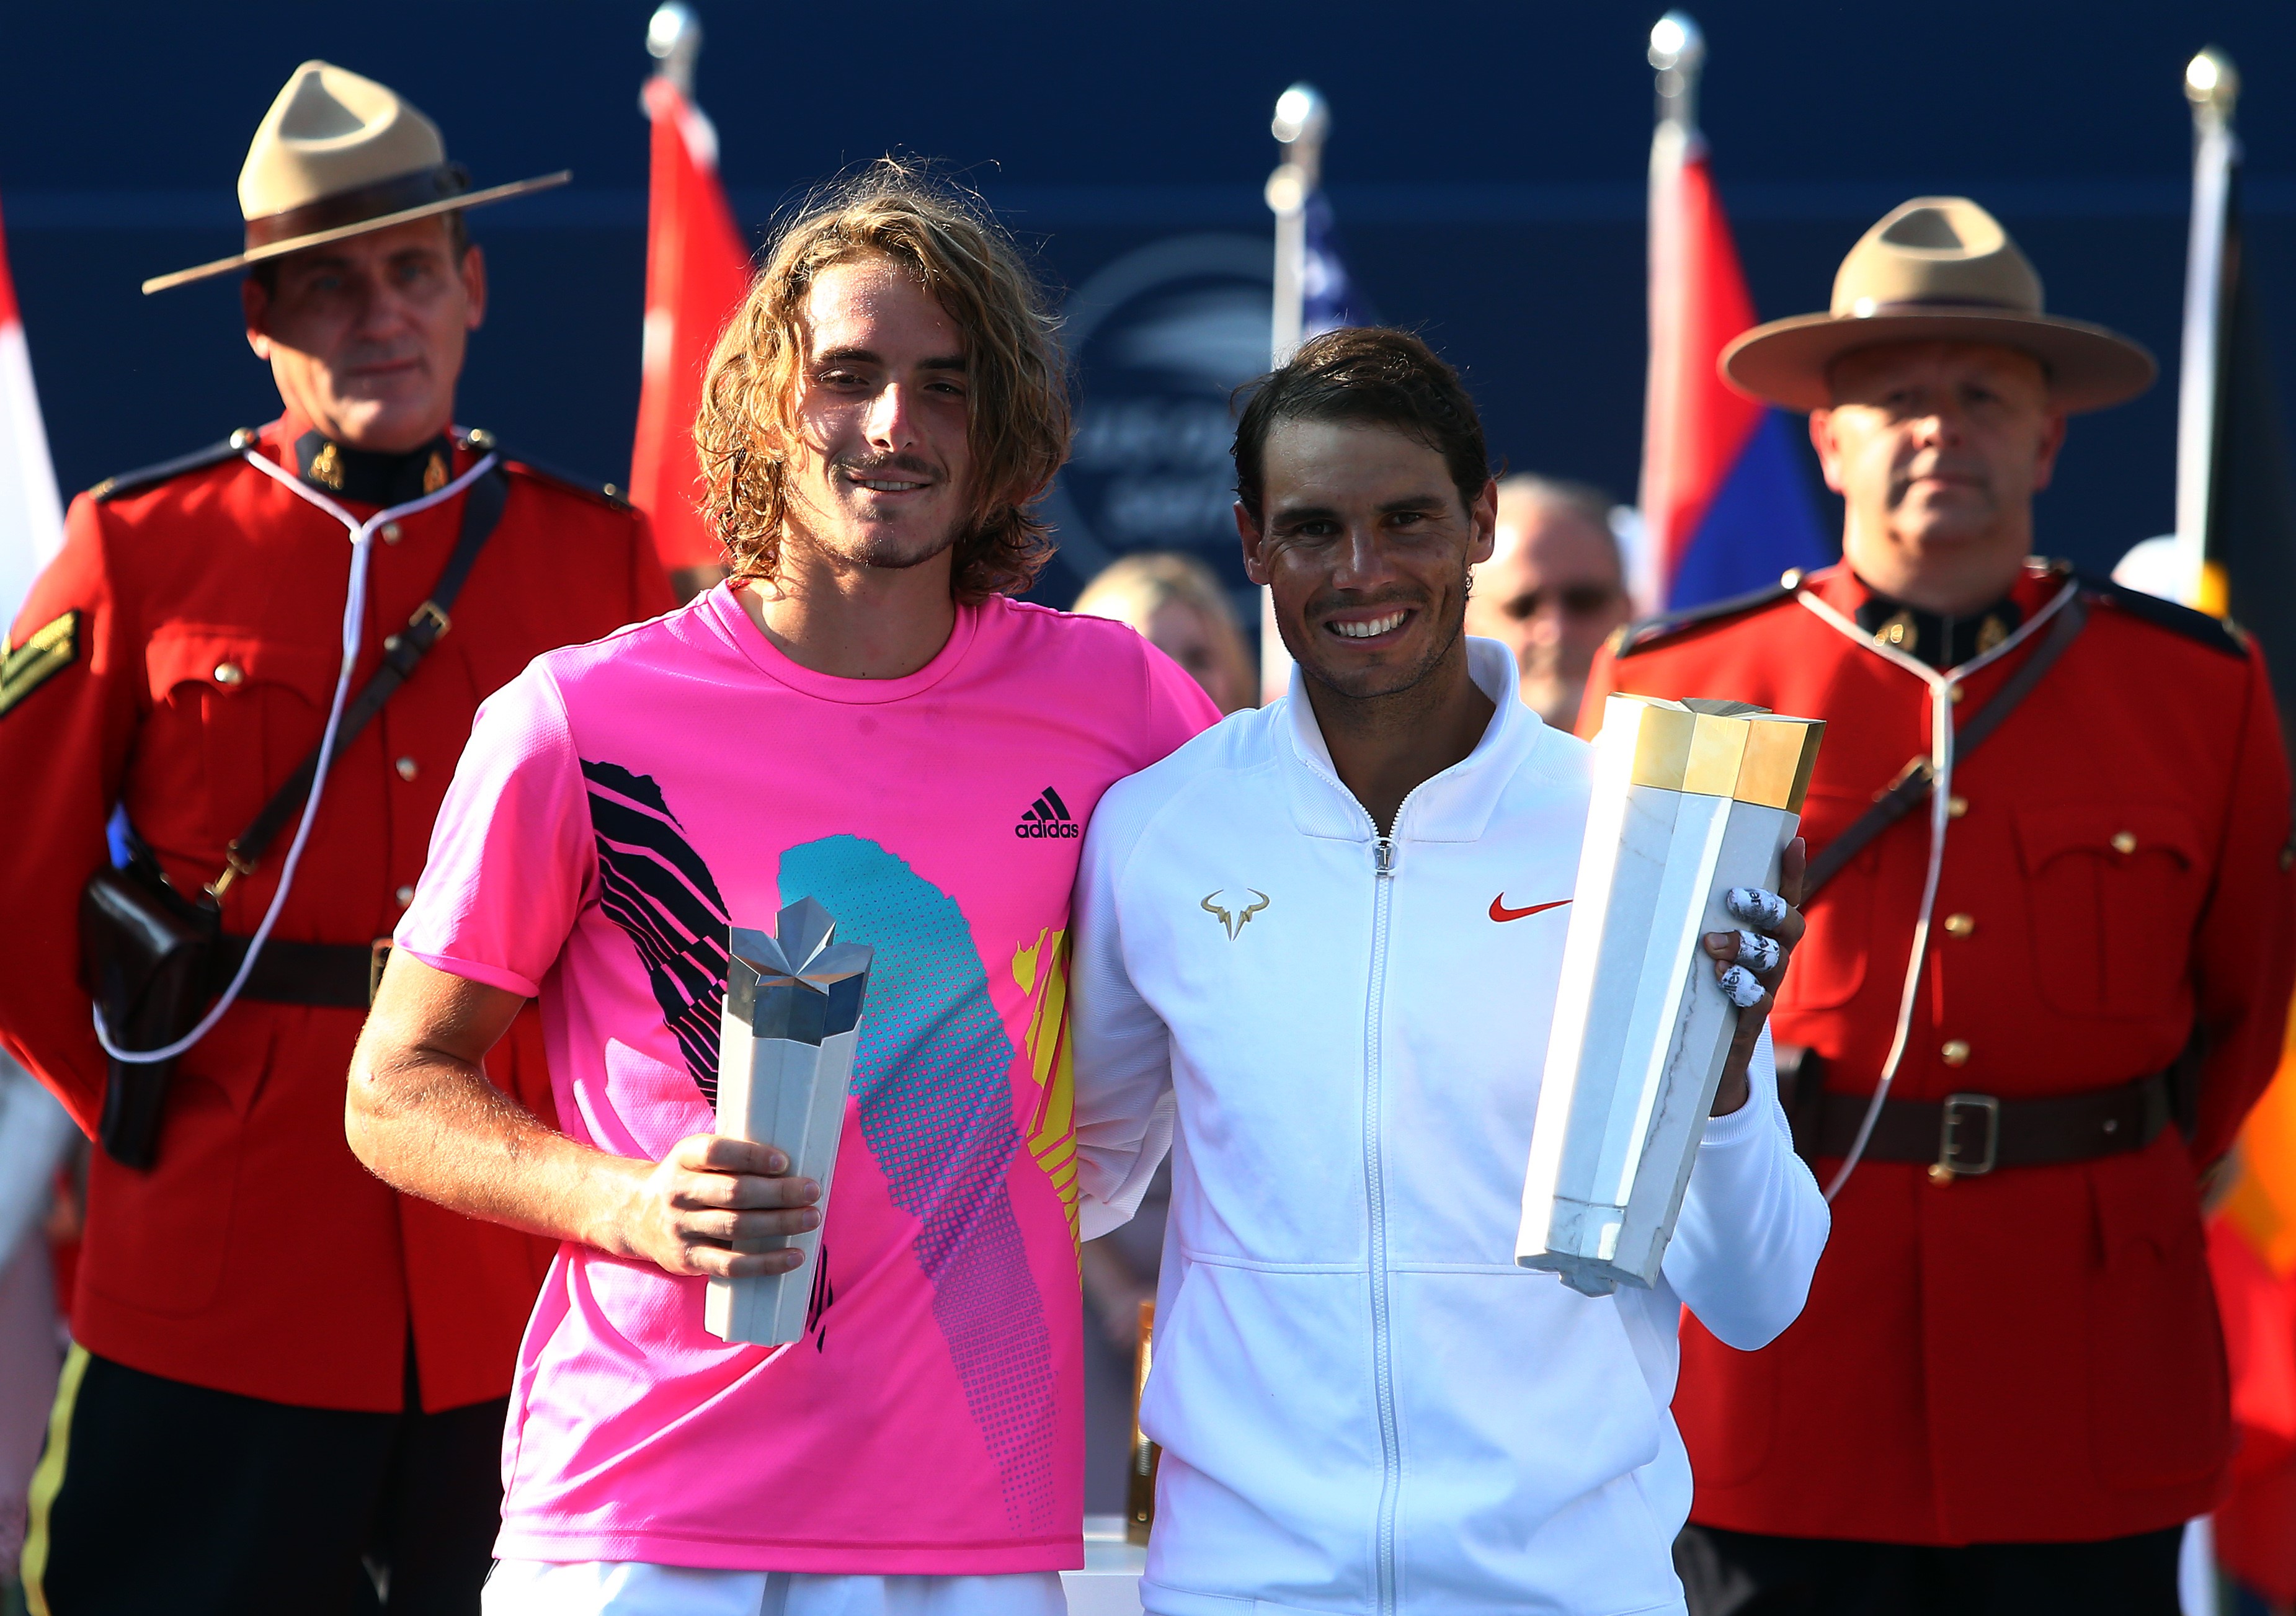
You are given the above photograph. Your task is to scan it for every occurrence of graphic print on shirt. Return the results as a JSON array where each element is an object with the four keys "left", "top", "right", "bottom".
[
  {"left": 780, "top": 835, "right": 1057, "bottom": 1535},
  {"left": 1012, "top": 928, "right": 1080, "bottom": 1252},
  {"left": 582, "top": 759, "right": 732, "bottom": 1101}
]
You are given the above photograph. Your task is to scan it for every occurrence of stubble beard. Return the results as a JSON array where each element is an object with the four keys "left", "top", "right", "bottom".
[
  {"left": 786, "top": 463, "right": 969, "bottom": 577},
  {"left": 1291, "top": 585, "right": 1467, "bottom": 708}
]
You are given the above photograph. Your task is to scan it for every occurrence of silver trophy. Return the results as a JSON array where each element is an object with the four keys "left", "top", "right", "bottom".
[
  {"left": 1516, "top": 695, "right": 1823, "bottom": 1296},
  {"left": 703, "top": 897, "right": 873, "bottom": 1346}
]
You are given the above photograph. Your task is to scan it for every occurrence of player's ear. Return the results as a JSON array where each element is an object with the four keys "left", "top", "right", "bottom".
[
  {"left": 1467, "top": 477, "right": 1498, "bottom": 566},
  {"left": 1237, "top": 501, "right": 1269, "bottom": 585}
]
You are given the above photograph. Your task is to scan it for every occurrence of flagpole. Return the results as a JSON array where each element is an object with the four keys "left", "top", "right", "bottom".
[
  {"left": 1267, "top": 84, "right": 1327, "bottom": 369},
  {"left": 647, "top": 2, "right": 701, "bottom": 95},
  {"left": 1260, "top": 84, "right": 1328, "bottom": 701},
  {"left": 2175, "top": 49, "right": 2240, "bottom": 613},
  {"left": 1638, "top": 12, "right": 1704, "bottom": 617}
]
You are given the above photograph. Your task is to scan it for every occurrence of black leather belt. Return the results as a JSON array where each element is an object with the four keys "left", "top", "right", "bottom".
[
  {"left": 1804, "top": 1071, "right": 2173, "bottom": 1181},
  {"left": 213, "top": 935, "right": 391, "bottom": 1010}
]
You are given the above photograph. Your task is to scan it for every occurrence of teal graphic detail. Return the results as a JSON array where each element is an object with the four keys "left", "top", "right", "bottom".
[{"left": 778, "top": 835, "right": 1055, "bottom": 1533}]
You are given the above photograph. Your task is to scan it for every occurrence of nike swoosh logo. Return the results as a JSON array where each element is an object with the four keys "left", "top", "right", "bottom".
[{"left": 1490, "top": 895, "right": 1572, "bottom": 923}]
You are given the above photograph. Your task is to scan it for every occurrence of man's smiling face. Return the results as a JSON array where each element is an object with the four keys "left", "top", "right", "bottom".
[
  {"left": 1241, "top": 417, "right": 1495, "bottom": 701},
  {"left": 781, "top": 254, "right": 974, "bottom": 576}
]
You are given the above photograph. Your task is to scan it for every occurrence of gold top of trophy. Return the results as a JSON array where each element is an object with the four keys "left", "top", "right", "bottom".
[{"left": 1606, "top": 694, "right": 1825, "bottom": 812}]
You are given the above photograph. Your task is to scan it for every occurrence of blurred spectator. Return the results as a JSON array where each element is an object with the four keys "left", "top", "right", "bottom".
[
  {"left": 1462, "top": 476, "right": 1631, "bottom": 729},
  {"left": 1075, "top": 551, "right": 1257, "bottom": 714}
]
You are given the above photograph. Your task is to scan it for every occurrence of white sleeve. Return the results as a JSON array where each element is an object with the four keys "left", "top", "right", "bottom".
[
  {"left": 1069, "top": 789, "right": 1178, "bottom": 1243},
  {"left": 1660, "top": 1025, "right": 1831, "bottom": 1349}
]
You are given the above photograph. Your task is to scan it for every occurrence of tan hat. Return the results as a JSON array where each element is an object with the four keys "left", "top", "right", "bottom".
[
  {"left": 1720, "top": 197, "right": 2155, "bottom": 414},
  {"left": 143, "top": 61, "right": 569, "bottom": 295}
]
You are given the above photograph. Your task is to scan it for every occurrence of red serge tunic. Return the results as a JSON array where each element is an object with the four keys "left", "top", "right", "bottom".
[
  {"left": 1582, "top": 560, "right": 2296, "bottom": 1543},
  {"left": 0, "top": 417, "right": 674, "bottom": 1413}
]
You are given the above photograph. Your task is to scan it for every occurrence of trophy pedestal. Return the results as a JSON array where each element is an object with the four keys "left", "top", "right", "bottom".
[{"left": 1517, "top": 696, "right": 1822, "bottom": 1297}]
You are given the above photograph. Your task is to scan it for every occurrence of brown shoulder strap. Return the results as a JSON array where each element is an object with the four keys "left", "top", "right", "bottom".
[
  {"left": 220, "top": 468, "right": 509, "bottom": 886},
  {"left": 1802, "top": 593, "right": 2089, "bottom": 902}
]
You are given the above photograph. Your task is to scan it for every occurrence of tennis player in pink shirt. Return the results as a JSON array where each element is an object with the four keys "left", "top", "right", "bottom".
[{"left": 347, "top": 163, "right": 1217, "bottom": 1616}]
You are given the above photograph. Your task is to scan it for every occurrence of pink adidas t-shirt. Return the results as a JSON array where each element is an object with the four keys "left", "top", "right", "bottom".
[{"left": 396, "top": 585, "right": 1216, "bottom": 1573}]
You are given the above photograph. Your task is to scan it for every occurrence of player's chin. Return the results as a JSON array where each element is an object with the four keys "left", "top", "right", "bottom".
[{"left": 1299, "top": 636, "right": 1443, "bottom": 699}]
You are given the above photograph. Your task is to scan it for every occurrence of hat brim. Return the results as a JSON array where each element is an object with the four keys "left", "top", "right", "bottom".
[
  {"left": 141, "top": 171, "right": 571, "bottom": 295},
  {"left": 1720, "top": 308, "right": 2157, "bottom": 414}
]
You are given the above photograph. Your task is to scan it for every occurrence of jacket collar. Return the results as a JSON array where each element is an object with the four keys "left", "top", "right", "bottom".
[
  {"left": 1278, "top": 636, "right": 1548, "bottom": 843},
  {"left": 1802, "top": 557, "right": 2074, "bottom": 670},
  {"left": 268, "top": 412, "right": 458, "bottom": 507}
]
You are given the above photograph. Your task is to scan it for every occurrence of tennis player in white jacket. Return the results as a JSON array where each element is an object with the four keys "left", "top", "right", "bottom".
[{"left": 1070, "top": 327, "right": 1830, "bottom": 1616}]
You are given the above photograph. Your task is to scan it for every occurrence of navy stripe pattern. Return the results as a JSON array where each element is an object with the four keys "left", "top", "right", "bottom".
[{"left": 582, "top": 759, "right": 731, "bottom": 1101}]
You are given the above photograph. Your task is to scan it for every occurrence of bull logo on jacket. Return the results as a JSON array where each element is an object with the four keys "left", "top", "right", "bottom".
[{"left": 1200, "top": 889, "right": 1270, "bottom": 940}]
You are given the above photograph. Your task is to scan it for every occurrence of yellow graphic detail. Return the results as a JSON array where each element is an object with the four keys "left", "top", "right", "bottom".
[{"left": 1014, "top": 926, "right": 1080, "bottom": 1252}]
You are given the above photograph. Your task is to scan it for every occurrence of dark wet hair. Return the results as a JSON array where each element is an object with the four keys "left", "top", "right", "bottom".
[{"left": 1233, "top": 326, "right": 1490, "bottom": 527}]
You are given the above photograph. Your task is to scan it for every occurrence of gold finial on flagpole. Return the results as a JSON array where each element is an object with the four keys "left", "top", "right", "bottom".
[{"left": 647, "top": 3, "right": 703, "bottom": 97}]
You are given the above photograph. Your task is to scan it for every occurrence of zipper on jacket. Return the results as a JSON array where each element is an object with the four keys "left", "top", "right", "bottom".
[{"left": 1365, "top": 831, "right": 1401, "bottom": 1616}]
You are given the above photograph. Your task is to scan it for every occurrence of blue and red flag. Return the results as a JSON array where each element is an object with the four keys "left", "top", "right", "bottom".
[{"left": 1637, "top": 118, "right": 1827, "bottom": 613}]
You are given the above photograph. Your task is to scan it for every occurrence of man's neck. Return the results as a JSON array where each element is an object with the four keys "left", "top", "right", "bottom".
[
  {"left": 1841, "top": 512, "right": 2030, "bottom": 616},
  {"left": 737, "top": 538, "right": 958, "bottom": 681},
  {"left": 1304, "top": 644, "right": 1496, "bottom": 837}
]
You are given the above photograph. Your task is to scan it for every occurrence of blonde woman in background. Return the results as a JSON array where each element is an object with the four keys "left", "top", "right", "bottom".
[{"left": 1075, "top": 551, "right": 1257, "bottom": 714}]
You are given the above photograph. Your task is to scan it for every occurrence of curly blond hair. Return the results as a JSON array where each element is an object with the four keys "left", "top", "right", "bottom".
[{"left": 693, "top": 159, "right": 1070, "bottom": 601}]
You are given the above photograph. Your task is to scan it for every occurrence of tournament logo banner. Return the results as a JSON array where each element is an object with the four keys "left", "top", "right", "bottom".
[{"left": 1039, "top": 234, "right": 1271, "bottom": 619}]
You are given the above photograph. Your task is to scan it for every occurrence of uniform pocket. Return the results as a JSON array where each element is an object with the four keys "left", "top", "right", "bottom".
[
  {"left": 2085, "top": 1146, "right": 2231, "bottom": 1493},
  {"left": 1782, "top": 786, "right": 1878, "bottom": 1011},
  {"left": 2016, "top": 806, "right": 2204, "bottom": 1018},
  {"left": 81, "top": 1061, "right": 249, "bottom": 1316},
  {"left": 143, "top": 629, "right": 337, "bottom": 846}
]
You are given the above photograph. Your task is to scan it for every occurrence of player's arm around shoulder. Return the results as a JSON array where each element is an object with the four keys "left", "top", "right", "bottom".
[{"left": 1069, "top": 725, "right": 1227, "bottom": 1240}]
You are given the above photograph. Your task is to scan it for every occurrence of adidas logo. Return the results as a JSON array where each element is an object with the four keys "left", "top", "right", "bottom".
[{"left": 1015, "top": 786, "right": 1080, "bottom": 840}]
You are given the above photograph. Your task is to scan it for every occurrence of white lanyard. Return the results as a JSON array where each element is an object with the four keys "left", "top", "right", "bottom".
[
  {"left": 1794, "top": 577, "right": 2080, "bottom": 1200},
  {"left": 96, "top": 443, "right": 501, "bottom": 1065}
]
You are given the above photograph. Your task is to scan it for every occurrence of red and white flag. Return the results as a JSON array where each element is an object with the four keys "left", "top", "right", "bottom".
[
  {"left": 0, "top": 195, "right": 63, "bottom": 619},
  {"left": 630, "top": 74, "right": 752, "bottom": 572}
]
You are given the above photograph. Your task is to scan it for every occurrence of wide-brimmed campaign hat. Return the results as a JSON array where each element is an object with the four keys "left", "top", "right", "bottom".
[
  {"left": 1720, "top": 197, "right": 2156, "bottom": 414},
  {"left": 143, "top": 60, "right": 569, "bottom": 295}
]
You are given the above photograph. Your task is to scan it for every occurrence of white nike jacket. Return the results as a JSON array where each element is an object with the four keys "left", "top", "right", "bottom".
[{"left": 1070, "top": 638, "right": 1829, "bottom": 1616}]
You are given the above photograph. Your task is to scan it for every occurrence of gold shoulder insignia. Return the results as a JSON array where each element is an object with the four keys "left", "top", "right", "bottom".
[{"left": 0, "top": 610, "right": 80, "bottom": 718}]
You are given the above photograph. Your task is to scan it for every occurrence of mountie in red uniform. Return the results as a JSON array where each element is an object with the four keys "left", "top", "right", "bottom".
[
  {"left": 1582, "top": 558, "right": 2296, "bottom": 1545},
  {"left": 0, "top": 417, "right": 673, "bottom": 1415}
]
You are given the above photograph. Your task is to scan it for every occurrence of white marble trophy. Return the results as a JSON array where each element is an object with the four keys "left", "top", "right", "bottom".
[
  {"left": 705, "top": 897, "right": 874, "bottom": 1346},
  {"left": 1516, "top": 695, "right": 1823, "bottom": 1297}
]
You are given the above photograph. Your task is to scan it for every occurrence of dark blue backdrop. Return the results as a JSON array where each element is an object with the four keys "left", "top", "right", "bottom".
[{"left": 5, "top": 0, "right": 2294, "bottom": 599}]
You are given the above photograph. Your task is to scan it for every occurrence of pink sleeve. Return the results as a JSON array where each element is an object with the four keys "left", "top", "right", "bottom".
[
  {"left": 395, "top": 665, "right": 595, "bottom": 998},
  {"left": 1134, "top": 639, "right": 1223, "bottom": 763}
]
